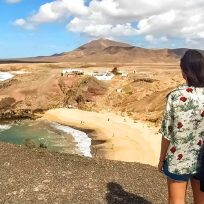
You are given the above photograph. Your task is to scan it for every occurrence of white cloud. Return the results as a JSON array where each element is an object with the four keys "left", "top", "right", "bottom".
[
  {"left": 14, "top": 0, "right": 204, "bottom": 47},
  {"left": 15, "top": 19, "right": 26, "bottom": 26},
  {"left": 68, "top": 18, "right": 137, "bottom": 37},
  {"left": 70, "top": 0, "right": 204, "bottom": 44},
  {"left": 14, "top": 0, "right": 88, "bottom": 29},
  {"left": 5, "top": 0, "right": 22, "bottom": 3}
]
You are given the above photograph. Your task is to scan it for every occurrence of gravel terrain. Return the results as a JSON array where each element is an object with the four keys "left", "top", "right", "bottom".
[{"left": 0, "top": 142, "right": 193, "bottom": 204}]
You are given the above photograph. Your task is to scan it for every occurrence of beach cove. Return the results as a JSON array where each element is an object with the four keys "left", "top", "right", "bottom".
[
  {"left": 43, "top": 108, "right": 161, "bottom": 166},
  {"left": 0, "top": 120, "right": 92, "bottom": 158}
]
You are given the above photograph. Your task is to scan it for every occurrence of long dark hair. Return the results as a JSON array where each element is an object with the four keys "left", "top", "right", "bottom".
[{"left": 180, "top": 49, "right": 204, "bottom": 87}]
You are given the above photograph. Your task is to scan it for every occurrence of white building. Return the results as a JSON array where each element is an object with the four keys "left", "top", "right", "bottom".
[
  {"left": 90, "top": 71, "right": 115, "bottom": 81},
  {"left": 62, "top": 69, "right": 84, "bottom": 75}
]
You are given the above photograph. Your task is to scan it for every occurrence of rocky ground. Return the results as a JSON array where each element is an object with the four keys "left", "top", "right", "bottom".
[{"left": 0, "top": 142, "right": 194, "bottom": 204}]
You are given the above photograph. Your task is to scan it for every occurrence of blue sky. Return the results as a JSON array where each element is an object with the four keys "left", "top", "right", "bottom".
[
  {"left": 0, "top": 0, "right": 203, "bottom": 58},
  {"left": 0, "top": 0, "right": 89, "bottom": 58}
]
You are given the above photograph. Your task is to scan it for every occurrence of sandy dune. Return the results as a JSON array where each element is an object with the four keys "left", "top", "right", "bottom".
[{"left": 43, "top": 108, "right": 161, "bottom": 166}]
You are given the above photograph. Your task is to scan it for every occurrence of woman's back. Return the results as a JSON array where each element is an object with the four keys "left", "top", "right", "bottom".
[
  {"left": 172, "top": 85, "right": 204, "bottom": 129},
  {"left": 159, "top": 49, "right": 204, "bottom": 203},
  {"left": 161, "top": 84, "right": 204, "bottom": 174}
]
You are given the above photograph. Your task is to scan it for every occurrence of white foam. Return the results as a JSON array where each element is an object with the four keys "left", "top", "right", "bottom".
[
  {"left": 50, "top": 122, "right": 92, "bottom": 158},
  {"left": 0, "top": 72, "right": 14, "bottom": 82},
  {"left": 0, "top": 124, "right": 12, "bottom": 132}
]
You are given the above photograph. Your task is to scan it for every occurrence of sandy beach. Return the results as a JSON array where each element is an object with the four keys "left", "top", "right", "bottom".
[{"left": 43, "top": 108, "right": 161, "bottom": 166}]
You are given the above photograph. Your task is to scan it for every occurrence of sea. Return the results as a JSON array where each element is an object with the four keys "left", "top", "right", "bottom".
[
  {"left": 0, "top": 71, "right": 92, "bottom": 158},
  {"left": 0, "top": 120, "right": 92, "bottom": 157}
]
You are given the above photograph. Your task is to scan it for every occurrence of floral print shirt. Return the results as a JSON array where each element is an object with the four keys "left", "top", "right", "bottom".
[{"left": 160, "top": 84, "right": 204, "bottom": 174}]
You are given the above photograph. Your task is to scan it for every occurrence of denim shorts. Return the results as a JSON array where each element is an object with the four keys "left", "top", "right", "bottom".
[{"left": 163, "top": 161, "right": 199, "bottom": 182}]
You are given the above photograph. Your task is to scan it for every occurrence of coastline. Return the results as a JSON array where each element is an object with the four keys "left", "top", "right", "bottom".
[
  {"left": 0, "top": 119, "right": 92, "bottom": 158},
  {"left": 43, "top": 108, "right": 161, "bottom": 166},
  {"left": 48, "top": 121, "right": 92, "bottom": 157}
]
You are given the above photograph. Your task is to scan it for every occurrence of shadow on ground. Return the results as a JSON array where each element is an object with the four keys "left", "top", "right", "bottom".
[{"left": 106, "top": 182, "right": 152, "bottom": 204}]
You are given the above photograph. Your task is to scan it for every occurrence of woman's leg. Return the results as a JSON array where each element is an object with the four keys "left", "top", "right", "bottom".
[
  {"left": 191, "top": 178, "right": 204, "bottom": 204},
  {"left": 167, "top": 178, "right": 188, "bottom": 204}
]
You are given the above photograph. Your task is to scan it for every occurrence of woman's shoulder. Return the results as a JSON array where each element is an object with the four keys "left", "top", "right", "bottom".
[{"left": 166, "top": 84, "right": 188, "bottom": 99}]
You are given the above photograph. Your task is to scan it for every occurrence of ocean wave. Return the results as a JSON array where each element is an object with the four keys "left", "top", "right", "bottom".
[
  {"left": 0, "top": 124, "right": 12, "bottom": 132},
  {"left": 50, "top": 122, "right": 92, "bottom": 158},
  {"left": 0, "top": 72, "right": 14, "bottom": 82}
]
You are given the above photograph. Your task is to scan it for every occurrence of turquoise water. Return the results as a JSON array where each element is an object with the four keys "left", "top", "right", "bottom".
[{"left": 0, "top": 120, "right": 78, "bottom": 154}]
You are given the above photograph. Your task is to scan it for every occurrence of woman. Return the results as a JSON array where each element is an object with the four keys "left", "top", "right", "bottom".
[{"left": 159, "top": 49, "right": 204, "bottom": 204}]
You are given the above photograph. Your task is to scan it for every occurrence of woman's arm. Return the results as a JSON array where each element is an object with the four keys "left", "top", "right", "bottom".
[
  {"left": 158, "top": 136, "right": 170, "bottom": 172},
  {"left": 160, "top": 136, "right": 170, "bottom": 161},
  {"left": 158, "top": 93, "right": 174, "bottom": 172}
]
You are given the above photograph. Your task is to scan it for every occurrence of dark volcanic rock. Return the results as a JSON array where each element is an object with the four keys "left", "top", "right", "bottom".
[
  {"left": 0, "top": 97, "right": 44, "bottom": 120},
  {"left": 0, "top": 97, "right": 34, "bottom": 120},
  {"left": 0, "top": 142, "right": 193, "bottom": 204},
  {"left": 0, "top": 108, "right": 35, "bottom": 120}
]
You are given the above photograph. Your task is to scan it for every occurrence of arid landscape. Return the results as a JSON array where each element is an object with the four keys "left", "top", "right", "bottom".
[
  {"left": 0, "top": 39, "right": 184, "bottom": 122},
  {"left": 0, "top": 39, "right": 186, "bottom": 162},
  {"left": 2, "top": 0, "right": 204, "bottom": 202},
  {"left": 0, "top": 39, "right": 191, "bottom": 203}
]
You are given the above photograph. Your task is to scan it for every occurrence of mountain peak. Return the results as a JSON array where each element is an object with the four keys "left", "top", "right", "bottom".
[
  {"left": 29, "top": 38, "right": 197, "bottom": 64},
  {"left": 76, "top": 38, "right": 132, "bottom": 53}
]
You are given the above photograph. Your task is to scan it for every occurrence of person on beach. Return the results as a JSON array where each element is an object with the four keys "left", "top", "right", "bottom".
[{"left": 158, "top": 49, "right": 204, "bottom": 204}]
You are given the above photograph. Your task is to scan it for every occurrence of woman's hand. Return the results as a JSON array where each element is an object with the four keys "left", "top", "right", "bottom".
[
  {"left": 158, "top": 136, "right": 170, "bottom": 173},
  {"left": 158, "top": 160, "right": 164, "bottom": 173}
]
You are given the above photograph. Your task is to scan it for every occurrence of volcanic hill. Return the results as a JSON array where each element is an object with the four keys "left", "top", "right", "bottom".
[{"left": 14, "top": 38, "right": 204, "bottom": 64}]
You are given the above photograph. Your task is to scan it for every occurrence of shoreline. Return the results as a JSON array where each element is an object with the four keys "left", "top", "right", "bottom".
[
  {"left": 0, "top": 119, "right": 92, "bottom": 158},
  {"left": 48, "top": 121, "right": 92, "bottom": 158},
  {"left": 43, "top": 108, "right": 161, "bottom": 166}
]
